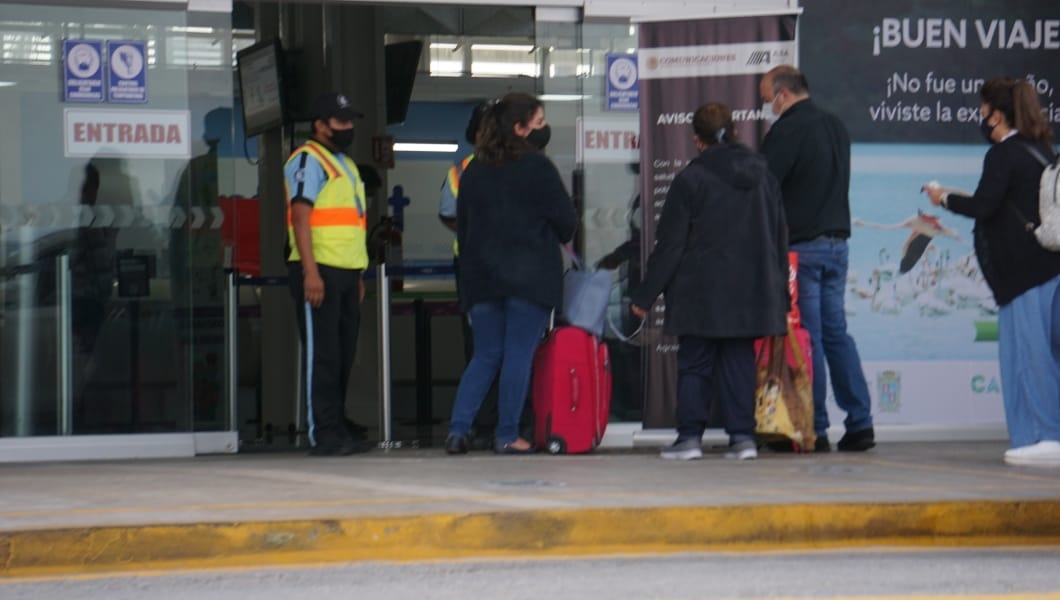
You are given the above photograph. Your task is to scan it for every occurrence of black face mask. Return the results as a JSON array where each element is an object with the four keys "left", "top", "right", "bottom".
[
  {"left": 979, "top": 111, "right": 996, "bottom": 145},
  {"left": 329, "top": 127, "right": 355, "bottom": 151},
  {"left": 526, "top": 124, "right": 551, "bottom": 150}
]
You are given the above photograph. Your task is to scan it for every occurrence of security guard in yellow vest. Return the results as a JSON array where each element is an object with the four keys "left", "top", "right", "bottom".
[
  {"left": 286, "top": 92, "right": 370, "bottom": 456},
  {"left": 437, "top": 100, "right": 492, "bottom": 253}
]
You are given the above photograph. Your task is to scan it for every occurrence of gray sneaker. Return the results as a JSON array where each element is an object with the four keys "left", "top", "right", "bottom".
[
  {"left": 724, "top": 440, "right": 758, "bottom": 460},
  {"left": 660, "top": 438, "right": 703, "bottom": 460}
]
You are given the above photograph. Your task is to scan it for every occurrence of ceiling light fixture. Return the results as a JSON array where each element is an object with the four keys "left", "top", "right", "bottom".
[{"left": 394, "top": 141, "right": 459, "bottom": 153}]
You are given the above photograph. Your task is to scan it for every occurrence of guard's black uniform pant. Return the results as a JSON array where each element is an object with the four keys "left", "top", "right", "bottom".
[{"left": 289, "top": 262, "right": 362, "bottom": 448}]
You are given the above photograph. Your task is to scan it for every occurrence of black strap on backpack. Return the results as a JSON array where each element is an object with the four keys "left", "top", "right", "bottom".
[{"left": 1010, "top": 143, "right": 1060, "bottom": 232}]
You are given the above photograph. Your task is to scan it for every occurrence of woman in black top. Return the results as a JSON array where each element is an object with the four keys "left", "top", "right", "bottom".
[
  {"left": 926, "top": 77, "right": 1060, "bottom": 467},
  {"left": 445, "top": 93, "right": 578, "bottom": 455}
]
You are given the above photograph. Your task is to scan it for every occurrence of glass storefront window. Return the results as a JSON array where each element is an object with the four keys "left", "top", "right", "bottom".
[
  {"left": 0, "top": 2, "right": 236, "bottom": 437},
  {"left": 577, "top": 22, "right": 643, "bottom": 422}
]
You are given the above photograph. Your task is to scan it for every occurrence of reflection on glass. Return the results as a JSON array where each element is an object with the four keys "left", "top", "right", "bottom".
[
  {"left": 0, "top": 3, "right": 234, "bottom": 439},
  {"left": 70, "top": 160, "right": 116, "bottom": 430}
]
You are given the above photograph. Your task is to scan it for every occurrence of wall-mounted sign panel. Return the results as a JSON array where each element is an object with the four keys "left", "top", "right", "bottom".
[
  {"left": 106, "top": 40, "right": 148, "bottom": 103},
  {"left": 64, "top": 108, "right": 191, "bottom": 159},
  {"left": 63, "top": 40, "right": 105, "bottom": 103}
]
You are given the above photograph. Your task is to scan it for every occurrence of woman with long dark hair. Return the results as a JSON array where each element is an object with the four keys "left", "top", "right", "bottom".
[
  {"left": 445, "top": 93, "right": 577, "bottom": 455},
  {"left": 925, "top": 77, "right": 1060, "bottom": 466}
]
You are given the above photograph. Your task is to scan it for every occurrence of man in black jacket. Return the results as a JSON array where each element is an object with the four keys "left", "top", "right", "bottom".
[
  {"left": 759, "top": 65, "right": 875, "bottom": 452},
  {"left": 632, "top": 103, "right": 789, "bottom": 461}
]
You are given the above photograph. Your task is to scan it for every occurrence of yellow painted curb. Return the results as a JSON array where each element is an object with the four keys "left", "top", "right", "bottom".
[{"left": 2, "top": 500, "right": 1059, "bottom": 577}]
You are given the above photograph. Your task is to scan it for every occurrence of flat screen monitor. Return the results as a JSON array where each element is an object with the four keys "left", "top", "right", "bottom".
[
  {"left": 236, "top": 39, "right": 286, "bottom": 137},
  {"left": 385, "top": 41, "right": 423, "bottom": 126}
]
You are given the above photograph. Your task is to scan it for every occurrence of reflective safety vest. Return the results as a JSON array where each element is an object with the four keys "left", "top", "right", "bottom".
[
  {"left": 285, "top": 140, "right": 368, "bottom": 270},
  {"left": 444, "top": 153, "right": 474, "bottom": 257}
]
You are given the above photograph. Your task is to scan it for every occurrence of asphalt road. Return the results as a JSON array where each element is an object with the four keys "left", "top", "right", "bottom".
[{"left": 3, "top": 547, "right": 1059, "bottom": 599}]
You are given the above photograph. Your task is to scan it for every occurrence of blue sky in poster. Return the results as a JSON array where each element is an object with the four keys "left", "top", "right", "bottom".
[{"left": 846, "top": 142, "right": 1002, "bottom": 361}]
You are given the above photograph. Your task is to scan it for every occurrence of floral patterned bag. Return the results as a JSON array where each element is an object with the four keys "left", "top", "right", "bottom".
[{"left": 754, "top": 325, "right": 816, "bottom": 452}]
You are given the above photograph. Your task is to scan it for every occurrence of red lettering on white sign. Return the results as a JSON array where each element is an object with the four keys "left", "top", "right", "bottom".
[
  {"left": 584, "top": 129, "right": 641, "bottom": 150},
  {"left": 69, "top": 120, "right": 186, "bottom": 145}
]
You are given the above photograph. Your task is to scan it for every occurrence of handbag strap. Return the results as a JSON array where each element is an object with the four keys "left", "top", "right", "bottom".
[
  {"left": 1009, "top": 204, "right": 1037, "bottom": 232},
  {"left": 786, "top": 325, "right": 809, "bottom": 372},
  {"left": 606, "top": 309, "right": 644, "bottom": 343},
  {"left": 561, "top": 243, "right": 586, "bottom": 271}
]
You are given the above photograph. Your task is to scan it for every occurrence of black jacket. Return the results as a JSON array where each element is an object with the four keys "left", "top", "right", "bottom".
[
  {"left": 761, "top": 98, "right": 852, "bottom": 244},
  {"left": 946, "top": 134, "right": 1060, "bottom": 306},
  {"left": 456, "top": 151, "right": 578, "bottom": 311},
  {"left": 632, "top": 143, "right": 789, "bottom": 338}
]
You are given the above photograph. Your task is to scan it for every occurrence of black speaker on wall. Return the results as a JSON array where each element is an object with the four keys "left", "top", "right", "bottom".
[{"left": 384, "top": 41, "right": 423, "bottom": 126}]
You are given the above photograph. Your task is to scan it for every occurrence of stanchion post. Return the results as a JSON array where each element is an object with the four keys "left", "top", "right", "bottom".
[
  {"left": 57, "top": 254, "right": 72, "bottom": 436},
  {"left": 377, "top": 262, "right": 399, "bottom": 449},
  {"left": 224, "top": 271, "right": 238, "bottom": 434}
]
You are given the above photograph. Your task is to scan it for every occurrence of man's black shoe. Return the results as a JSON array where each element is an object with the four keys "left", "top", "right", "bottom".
[
  {"left": 308, "top": 440, "right": 371, "bottom": 456},
  {"left": 836, "top": 427, "right": 875, "bottom": 452},
  {"left": 814, "top": 435, "right": 831, "bottom": 453}
]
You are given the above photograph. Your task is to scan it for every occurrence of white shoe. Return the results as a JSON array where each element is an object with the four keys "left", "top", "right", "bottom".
[
  {"left": 660, "top": 439, "right": 703, "bottom": 460},
  {"left": 1004, "top": 440, "right": 1060, "bottom": 466},
  {"left": 724, "top": 440, "right": 758, "bottom": 460}
]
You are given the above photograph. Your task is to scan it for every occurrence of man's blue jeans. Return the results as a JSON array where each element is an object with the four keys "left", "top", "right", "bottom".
[
  {"left": 792, "top": 239, "right": 874, "bottom": 435},
  {"left": 448, "top": 297, "right": 549, "bottom": 446}
]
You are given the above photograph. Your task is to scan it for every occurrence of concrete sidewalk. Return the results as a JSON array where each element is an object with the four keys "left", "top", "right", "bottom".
[{"left": 2, "top": 442, "right": 1059, "bottom": 577}]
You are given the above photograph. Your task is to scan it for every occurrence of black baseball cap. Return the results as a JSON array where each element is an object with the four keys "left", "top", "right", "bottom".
[{"left": 312, "top": 92, "right": 364, "bottom": 121}]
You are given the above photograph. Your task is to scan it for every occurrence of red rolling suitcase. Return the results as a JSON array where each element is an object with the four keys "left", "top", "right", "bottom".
[{"left": 532, "top": 326, "right": 611, "bottom": 454}]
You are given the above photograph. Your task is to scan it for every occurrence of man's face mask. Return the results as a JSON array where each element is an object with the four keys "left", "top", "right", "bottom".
[
  {"left": 526, "top": 124, "right": 552, "bottom": 150},
  {"left": 762, "top": 93, "right": 780, "bottom": 124}
]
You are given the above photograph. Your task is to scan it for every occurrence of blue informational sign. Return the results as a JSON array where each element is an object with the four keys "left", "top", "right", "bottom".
[
  {"left": 106, "top": 40, "right": 147, "bottom": 103},
  {"left": 63, "top": 40, "right": 104, "bottom": 103},
  {"left": 606, "top": 54, "right": 639, "bottom": 111}
]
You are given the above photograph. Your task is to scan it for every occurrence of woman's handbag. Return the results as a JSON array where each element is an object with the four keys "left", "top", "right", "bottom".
[
  {"left": 560, "top": 247, "right": 612, "bottom": 337},
  {"left": 754, "top": 325, "right": 816, "bottom": 452}
]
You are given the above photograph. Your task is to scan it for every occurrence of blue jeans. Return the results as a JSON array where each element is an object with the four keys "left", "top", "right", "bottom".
[
  {"left": 998, "top": 274, "right": 1060, "bottom": 448},
  {"left": 448, "top": 297, "right": 550, "bottom": 446},
  {"left": 792, "top": 239, "right": 873, "bottom": 435}
]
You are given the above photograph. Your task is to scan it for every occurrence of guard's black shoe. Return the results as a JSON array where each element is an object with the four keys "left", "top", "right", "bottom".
[
  {"left": 308, "top": 440, "right": 371, "bottom": 456},
  {"left": 445, "top": 434, "right": 469, "bottom": 455},
  {"left": 837, "top": 428, "right": 875, "bottom": 452},
  {"left": 344, "top": 418, "right": 368, "bottom": 440}
]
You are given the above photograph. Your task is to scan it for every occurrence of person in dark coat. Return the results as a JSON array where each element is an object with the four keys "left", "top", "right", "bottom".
[
  {"left": 924, "top": 77, "right": 1060, "bottom": 467},
  {"left": 445, "top": 92, "right": 578, "bottom": 455},
  {"left": 631, "top": 102, "right": 789, "bottom": 461}
]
